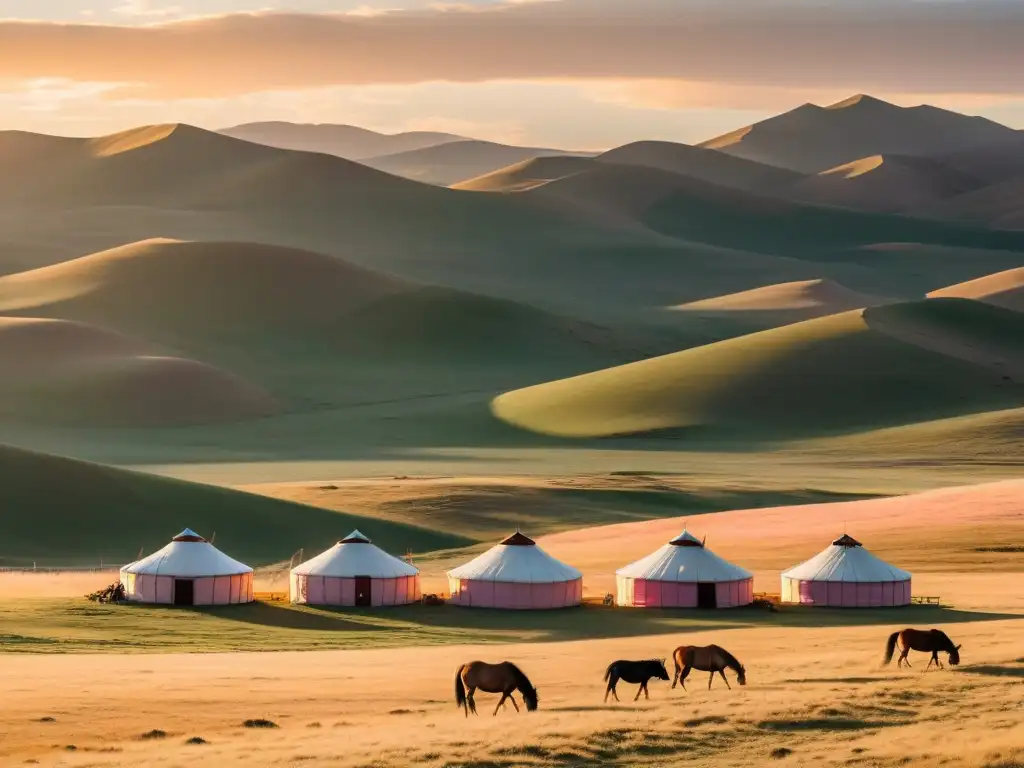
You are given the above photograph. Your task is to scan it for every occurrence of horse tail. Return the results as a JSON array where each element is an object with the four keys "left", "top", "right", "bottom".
[
  {"left": 882, "top": 631, "right": 900, "bottom": 665},
  {"left": 603, "top": 663, "right": 614, "bottom": 682},
  {"left": 454, "top": 664, "right": 467, "bottom": 709}
]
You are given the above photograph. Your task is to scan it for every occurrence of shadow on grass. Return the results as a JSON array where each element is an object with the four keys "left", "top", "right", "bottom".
[
  {"left": 758, "top": 718, "right": 907, "bottom": 732},
  {"left": 783, "top": 676, "right": 889, "bottom": 685},
  {"left": 184, "top": 601, "right": 1022, "bottom": 645},
  {"left": 962, "top": 664, "right": 1024, "bottom": 679}
]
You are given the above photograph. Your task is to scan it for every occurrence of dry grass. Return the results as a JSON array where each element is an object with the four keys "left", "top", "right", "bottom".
[{"left": 0, "top": 619, "right": 1021, "bottom": 767}]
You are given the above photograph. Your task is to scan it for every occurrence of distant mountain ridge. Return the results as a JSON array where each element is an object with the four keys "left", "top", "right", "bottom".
[
  {"left": 699, "top": 94, "right": 1018, "bottom": 173},
  {"left": 220, "top": 121, "right": 466, "bottom": 160}
]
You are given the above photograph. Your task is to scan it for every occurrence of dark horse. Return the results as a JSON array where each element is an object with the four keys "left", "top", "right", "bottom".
[
  {"left": 672, "top": 645, "right": 747, "bottom": 691},
  {"left": 883, "top": 629, "right": 961, "bottom": 669},
  {"left": 603, "top": 659, "right": 670, "bottom": 703},
  {"left": 454, "top": 661, "right": 539, "bottom": 717}
]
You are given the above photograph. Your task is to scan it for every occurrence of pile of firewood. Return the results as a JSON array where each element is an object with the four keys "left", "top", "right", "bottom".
[{"left": 86, "top": 581, "right": 126, "bottom": 603}]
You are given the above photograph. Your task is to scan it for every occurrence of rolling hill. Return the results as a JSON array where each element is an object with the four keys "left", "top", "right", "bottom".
[
  {"left": 937, "top": 134, "right": 1024, "bottom": 184},
  {"left": 0, "top": 317, "right": 277, "bottom": 427},
  {"left": 671, "top": 279, "right": 888, "bottom": 322},
  {"left": 0, "top": 444, "right": 469, "bottom": 567},
  {"left": 699, "top": 94, "right": 1018, "bottom": 173},
  {"left": 451, "top": 156, "right": 594, "bottom": 192},
  {"left": 365, "top": 140, "right": 588, "bottom": 186},
  {"left": 491, "top": 299, "right": 1024, "bottom": 439},
  {"left": 528, "top": 161, "right": 1024, "bottom": 256},
  {"left": 929, "top": 267, "right": 1024, "bottom": 312},
  {"left": 914, "top": 177, "right": 1024, "bottom": 230},
  {"left": 596, "top": 140, "right": 803, "bottom": 193},
  {"left": 0, "top": 239, "right": 410, "bottom": 342},
  {"left": 0, "top": 239, "right": 639, "bottom": 409},
  {"left": 219, "top": 121, "right": 465, "bottom": 159},
  {"left": 787, "top": 154, "right": 984, "bottom": 212}
]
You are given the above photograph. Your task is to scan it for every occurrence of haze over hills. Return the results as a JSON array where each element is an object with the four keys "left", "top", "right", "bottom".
[
  {"left": 0, "top": 94, "right": 1023, "bottom": 473},
  {"left": 219, "top": 121, "right": 465, "bottom": 160},
  {"left": 363, "top": 139, "right": 592, "bottom": 186},
  {"left": 700, "top": 94, "right": 1019, "bottom": 173},
  {"left": 787, "top": 154, "right": 985, "bottom": 213},
  {"left": 595, "top": 140, "right": 803, "bottom": 194}
]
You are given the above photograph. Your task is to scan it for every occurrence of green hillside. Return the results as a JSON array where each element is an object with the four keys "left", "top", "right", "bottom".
[
  {"left": 0, "top": 445, "right": 469, "bottom": 567},
  {"left": 491, "top": 299, "right": 1024, "bottom": 439}
]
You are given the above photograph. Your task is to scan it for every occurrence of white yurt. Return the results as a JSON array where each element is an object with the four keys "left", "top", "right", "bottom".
[
  {"left": 447, "top": 530, "right": 582, "bottom": 609},
  {"left": 616, "top": 530, "right": 753, "bottom": 608},
  {"left": 119, "top": 528, "right": 253, "bottom": 606},
  {"left": 781, "top": 534, "right": 912, "bottom": 607},
  {"left": 290, "top": 530, "right": 420, "bottom": 607}
]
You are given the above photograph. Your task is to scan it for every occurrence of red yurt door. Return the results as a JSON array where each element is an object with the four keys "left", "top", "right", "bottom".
[{"left": 355, "top": 576, "right": 372, "bottom": 607}]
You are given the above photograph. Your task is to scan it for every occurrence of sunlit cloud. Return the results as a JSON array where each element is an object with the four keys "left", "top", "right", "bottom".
[{"left": 0, "top": 1, "right": 1021, "bottom": 99}]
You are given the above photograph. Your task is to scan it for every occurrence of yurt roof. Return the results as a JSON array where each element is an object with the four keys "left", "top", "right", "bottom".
[
  {"left": 122, "top": 529, "right": 252, "bottom": 577},
  {"left": 447, "top": 531, "right": 581, "bottom": 584},
  {"left": 291, "top": 530, "right": 418, "bottom": 578},
  {"left": 782, "top": 535, "right": 911, "bottom": 582},
  {"left": 616, "top": 530, "right": 751, "bottom": 582}
]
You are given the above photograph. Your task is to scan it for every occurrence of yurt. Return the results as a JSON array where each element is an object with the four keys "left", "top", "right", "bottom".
[
  {"left": 119, "top": 529, "right": 253, "bottom": 606},
  {"left": 781, "top": 534, "right": 911, "bottom": 607},
  {"left": 290, "top": 530, "right": 420, "bottom": 607},
  {"left": 616, "top": 530, "right": 753, "bottom": 608},
  {"left": 447, "top": 531, "right": 582, "bottom": 609}
]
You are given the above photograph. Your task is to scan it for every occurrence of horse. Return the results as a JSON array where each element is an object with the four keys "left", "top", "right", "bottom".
[
  {"left": 454, "top": 661, "right": 539, "bottom": 717},
  {"left": 883, "top": 629, "right": 961, "bottom": 669},
  {"left": 672, "top": 645, "right": 747, "bottom": 691},
  {"left": 603, "top": 659, "right": 670, "bottom": 703}
]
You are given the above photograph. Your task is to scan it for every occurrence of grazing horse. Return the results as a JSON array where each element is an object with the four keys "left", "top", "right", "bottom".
[
  {"left": 603, "top": 659, "right": 670, "bottom": 703},
  {"left": 883, "top": 629, "right": 961, "bottom": 669},
  {"left": 672, "top": 645, "right": 747, "bottom": 691},
  {"left": 454, "top": 661, "right": 539, "bottom": 717}
]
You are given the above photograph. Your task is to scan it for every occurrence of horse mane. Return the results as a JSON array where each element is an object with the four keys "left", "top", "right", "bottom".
[
  {"left": 933, "top": 629, "right": 956, "bottom": 652},
  {"left": 507, "top": 662, "right": 536, "bottom": 694},
  {"left": 717, "top": 647, "right": 743, "bottom": 672}
]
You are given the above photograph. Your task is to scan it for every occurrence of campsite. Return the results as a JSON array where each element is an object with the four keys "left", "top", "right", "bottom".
[{"left": 2, "top": 9, "right": 1024, "bottom": 762}]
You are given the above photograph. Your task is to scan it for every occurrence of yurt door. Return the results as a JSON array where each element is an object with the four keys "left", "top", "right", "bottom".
[
  {"left": 697, "top": 582, "right": 717, "bottom": 609},
  {"left": 174, "top": 579, "right": 195, "bottom": 606},
  {"left": 354, "top": 576, "right": 372, "bottom": 607}
]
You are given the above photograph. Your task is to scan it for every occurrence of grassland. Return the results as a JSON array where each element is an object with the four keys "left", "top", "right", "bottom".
[
  {"left": 492, "top": 300, "right": 1024, "bottom": 439},
  {"left": 0, "top": 445, "right": 467, "bottom": 568},
  {"left": 1, "top": 615, "right": 1021, "bottom": 767}
]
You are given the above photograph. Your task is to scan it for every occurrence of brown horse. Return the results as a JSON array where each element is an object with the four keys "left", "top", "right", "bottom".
[
  {"left": 454, "top": 661, "right": 539, "bottom": 717},
  {"left": 883, "top": 629, "right": 961, "bottom": 669},
  {"left": 672, "top": 645, "right": 747, "bottom": 691}
]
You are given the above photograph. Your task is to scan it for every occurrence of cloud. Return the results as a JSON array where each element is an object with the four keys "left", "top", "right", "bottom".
[
  {"left": 112, "top": 0, "right": 182, "bottom": 18},
  {"left": 0, "top": 0, "right": 1022, "bottom": 99}
]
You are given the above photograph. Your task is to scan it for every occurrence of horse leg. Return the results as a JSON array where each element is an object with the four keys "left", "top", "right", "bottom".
[
  {"left": 679, "top": 664, "right": 691, "bottom": 691},
  {"left": 926, "top": 654, "right": 934, "bottom": 670},
  {"left": 633, "top": 682, "right": 643, "bottom": 702},
  {"left": 671, "top": 662, "right": 681, "bottom": 689},
  {"left": 493, "top": 692, "right": 508, "bottom": 716},
  {"left": 507, "top": 693, "right": 520, "bottom": 713},
  {"left": 708, "top": 671, "right": 715, "bottom": 690},
  {"left": 642, "top": 680, "right": 650, "bottom": 700},
  {"left": 719, "top": 670, "right": 731, "bottom": 690},
  {"left": 604, "top": 675, "right": 615, "bottom": 703},
  {"left": 467, "top": 688, "right": 478, "bottom": 716}
]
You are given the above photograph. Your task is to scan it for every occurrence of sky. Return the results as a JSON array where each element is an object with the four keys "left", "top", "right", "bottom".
[{"left": 1, "top": 0, "right": 1023, "bottom": 149}]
